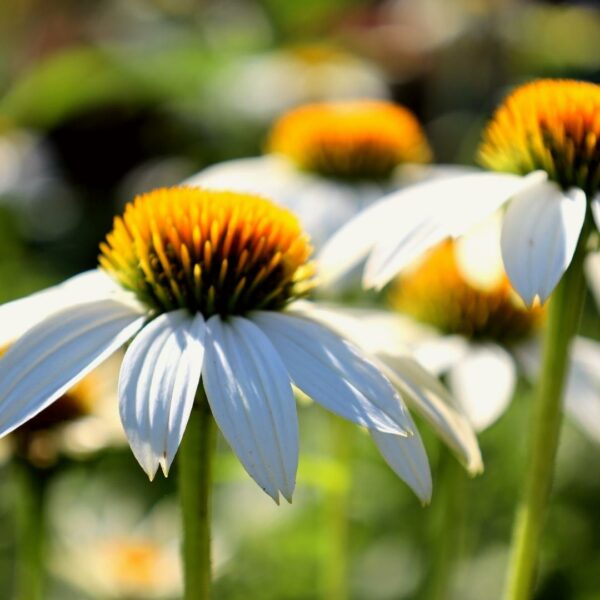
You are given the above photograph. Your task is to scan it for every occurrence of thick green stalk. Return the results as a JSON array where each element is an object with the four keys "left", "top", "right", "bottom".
[
  {"left": 178, "top": 387, "right": 214, "bottom": 600},
  {"left": 503, "top": 223, "right": 590, "bottom": 600},
  {"left": 322, "top": 415, "right": 351, "bottom": 600},
  {"left": 14, "top": 460, "right": 47, "bottom": 600}
]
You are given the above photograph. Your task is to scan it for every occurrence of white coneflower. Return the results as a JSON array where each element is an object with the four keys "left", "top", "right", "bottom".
[{"left": 0, "top": 186, "right": 477, "bottom": 504}]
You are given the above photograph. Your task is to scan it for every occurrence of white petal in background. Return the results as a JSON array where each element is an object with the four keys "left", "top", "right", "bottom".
[
  {"left": 0, "top": 299, "right": 145, "bottom": 438},
  {"left": 564, "top": 338, "right": 600, "bottom": 443},
  {"left": 370, "top": 415, "right": 432, "bottom": 504},
  {"left": 0, "top": 269, "right": 126, "bottom": 348},
  {"left": 591, "top": 194, "right": 600, "bottom": 231},
  {"left": 447, "top": 344, "right": 517, "bottom": 432},
  {"left": 516, "top": 337, "right": 600, "bottom": 444},
  {"left": 252, "top": 310, "right": 413, "bottom": 436},
  {"left": 585, "top": 252, "right": 600, "bottom": 310},
  {"left": 361, "top": 171, "right": 546, "bottom": 290},
  {"left": 119, "top": 310, "right": 206, "bottom": 479},
  {"left": 203, "top": 316, "right": 298, "bottom": 503},
  {"left": 454, "top": 212, "right": 505, "bottom": 292},
  {"left": 501, "top": 182, "right": 587, "bottom": 306}
]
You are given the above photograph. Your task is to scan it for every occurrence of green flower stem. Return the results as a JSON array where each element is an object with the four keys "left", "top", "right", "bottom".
[
  {"left": 322, "top": 415, "right": 352, "bottom": 600},
  {"left": 14, "top": 460, "right": 48, "bottom": 600},
  {"left": 503, "top": 223, "right": 590, "bottom": 600},
  {"left": 423, "top": 447, "right": 467, "bottom": 600},
  {"left": 178, "top": 386, "right": 214, "bottom": 600}
]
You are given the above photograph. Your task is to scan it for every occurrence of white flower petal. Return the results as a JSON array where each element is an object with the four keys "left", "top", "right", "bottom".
[
  {"left": 411, "top": 336, "right": 470, "bottom": 376},
  {"left": 447, "top": 344, "right": 516, "bottom": 432},
  {"left": 252, "top": 310, "right": 412, "bottom": 436},
  {"left": 119, "top": 310, "right": 206, "bottom": 479},
  {"left": 0, "top": 269, "right": 126, "bottom": 348},
  {"left": 288, "top": 301, "right": 437, "bottom": 357},
  {"left": 454, "top": 212, "right": 505, "bottom": 292},
  {"left": 501, "top": 181, "right": 586, "bottom": 305},
  {"left": 370, "top": 418, "right": 432, "bottom": 504},
  {"left": 564, "top": 338, "right": 600, "bottom": 443},
  {"left": 517, "top": 337, "right": 600, "bottom": 443},
  {"left": 289, "top": 302, "right": 481, "bottom": 472},
  {"left": 185, "top": 156, "right": 299, "bottom": 199},
  {"left": 592, "top": 194, "right": 600, "bottom": 231},
  {"left": 0, "top": 299, "right": 145, "bottom": 438},
  {"left": 203, "top": 315, "right": 298, "bottom": 503},
  {"left": 361, "top": 171, "right": 546, "bottom": 290},
  {"left": 317, "top": 196, "right": 402, "bottom": 285},
  {"left": 585, "top": 252, "right": 600, "bottom": 311},
  {"left": 376, "top": 353, "right": 483, "bottom": 474}
]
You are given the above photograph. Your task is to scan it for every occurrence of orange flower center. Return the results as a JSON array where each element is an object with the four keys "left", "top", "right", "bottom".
[
  {"left": 268, "top": 100, "right": 431, "bottom": 180},
  {"left": 389, "top": 240, "right": 543, "bottom": 342},
  {"left": 99, "top": 187, "right": 315, "bottom": 317},
  {"left": 478, "top": 79, "right": 600, "bottom": 196}
]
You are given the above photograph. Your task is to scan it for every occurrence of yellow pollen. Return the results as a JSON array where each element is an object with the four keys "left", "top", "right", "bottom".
[
  {"left": 99, "top": 187, "right": 315, "bottom": 316},
  {"left": 479, "top": 79, "right": 600, "bottom": 195},
  {"left": 389, "top": 240, "right": 543, "bottom": 341},
  {"left": 268, "top": 100, "right": 432, "bottom": 180}
]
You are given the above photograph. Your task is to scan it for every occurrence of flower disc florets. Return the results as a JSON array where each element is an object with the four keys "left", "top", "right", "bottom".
[
  {"left": 389, "top": 241, "right": 543, "bottom": 342},
  {"left": 479, "top": 79, "right": 600, "bottom": 196},
  {"left": 100, "top": 187, "right": 315, "bottom": 317},
  {"left": 268, "top": 100, "right": 432, "bottom": 180}
]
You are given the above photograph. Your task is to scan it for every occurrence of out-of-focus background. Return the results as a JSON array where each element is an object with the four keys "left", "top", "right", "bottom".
[{"left": 0, "top": 0, "right": 599, "bottom": 598}]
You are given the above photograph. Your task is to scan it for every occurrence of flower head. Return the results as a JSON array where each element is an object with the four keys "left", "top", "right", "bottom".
[
  {"left": 268, "top": 100, "right": 432, "bottom": 180},
  {"left": 99, "top": 187, "right": 315, "bottom": 316},
  {"left": 479, "top": 79, "right": 600, "bottom": 196},
  {"left": 320, "top": 79, "right": 600, "bottom": 306},
  {"left": 390, "top": 240, "right": 542, "bottom": 343},
  {"left": 0, "top": 187, "right": 481, "bottom": 504}
]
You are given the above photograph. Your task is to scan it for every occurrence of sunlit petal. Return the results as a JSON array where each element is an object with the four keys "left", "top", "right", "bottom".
[
  {"left": 203, "top": 315, "right": 298, "bottom": 503},
  {"left": 447, "top": 344, "right": 516, "bottom": 431},
  {"left": 501, "top": 182, "right": 586, "bottom": 305},
  {"left": 362, "top": 171, "right": 546, "bottom": 290},
  {"left": 252, "top": 310, "right": 413, "bottom": 436},
  {"left": 0, "top": 300, "right": 145, "bottom": 437},
  {"left": 119, "top": 310, "right": 206, "bottom": 479}
]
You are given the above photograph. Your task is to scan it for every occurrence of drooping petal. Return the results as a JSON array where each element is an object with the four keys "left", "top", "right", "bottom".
[
  {"left": 592, "top": 193, "right": 600, "bottom": 231},
  {"left": 0, "top": 269, "right": 128, "bottom": 348},
  {"left": 0, "top": 299, "right": 145, "bottom": 437},
  {"left": 251, "top": 310, "right": 413, "bottom": 436},
  {"left": 500, "top": 181, "right": 586, "bottom": 305},
  {"left": 564, "top": 337, "right": 600, "bottom": 443},
  {"left": 361, "top": 171, "right": 546, "bottom": 290},
  {"left": 290, "top": 302, "right": 481, "bottom": 473},
  {"left": 447, "top": 344, "right": 516, "bottom": 432},
  {"left": 370, "top": 417, "right": 432, "bottom": 504},
  {"left": 376, "top": 353, "right": 483, "bottom": 474},
  {"left": 119, "top": 310, "right": 206, "bottom": 479},
  {"left": 203, "top": 315, "right": 298, "bottom": 503},
  {"left": 585, "top": 251, "right": 600, "bottom": 311}
]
